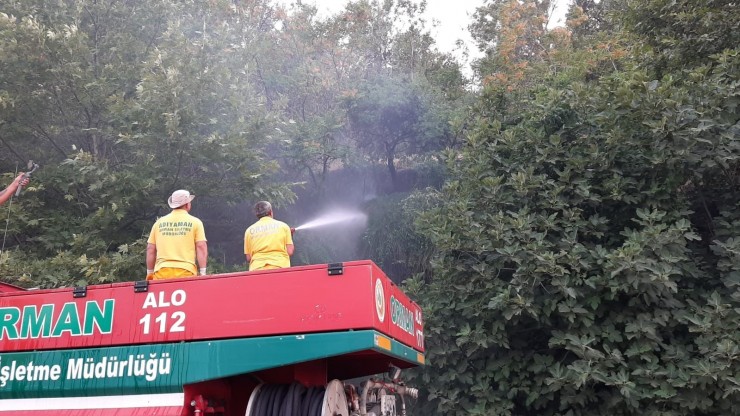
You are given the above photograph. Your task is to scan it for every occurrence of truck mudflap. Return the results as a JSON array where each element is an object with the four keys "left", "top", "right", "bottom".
[{"left": 0, "top": 392, "right": 183, "bottom": 415}]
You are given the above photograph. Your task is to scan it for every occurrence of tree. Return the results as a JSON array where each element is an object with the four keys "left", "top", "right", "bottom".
[
  {"left": 345, "top": 75, "right": 448, "bottom": 192},
  {"left": 408, "top": 1, "right": 740, "bottom": 410},
  {"left": 328, "top": 0, "right": 433, "bottom": 78},
  {"left": 0, "top": 0, "right": 472, "bottom": 285},
  {"left": 623, "top": 0, "right": 740, "bottom": 71},
  {"left": 470, "top": 0, "right": 552, "bottom": 85},
  {"left": 0, "top": 0, "right": 172, "bottom": 163},
  {"left": 0, "top": 0, "right": 179, "bottom": 286},
  {"left": 259, "top": 2, "right": 354, "bottom": 195},
  {"left": 0, "top": 0, "right": 288, "bottom": 286},
  {"left": 360, "top": 178, "right": 442, "bottom": 282},
  {"left": 273, "top": 0, "right": 466, "bottom": 194}
]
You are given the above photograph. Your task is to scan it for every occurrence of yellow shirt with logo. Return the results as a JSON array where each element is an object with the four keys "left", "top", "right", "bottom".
[
  {"left": 244, "top": 216, "right": 293, "bottom": 271},
  {"left": 147, "top": 209, "right": 207, "bottom": 275}
]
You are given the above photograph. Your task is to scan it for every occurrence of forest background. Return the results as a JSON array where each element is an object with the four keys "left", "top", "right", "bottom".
[{"left": 0, "top": 0, "right": 738, "bottom": 414}]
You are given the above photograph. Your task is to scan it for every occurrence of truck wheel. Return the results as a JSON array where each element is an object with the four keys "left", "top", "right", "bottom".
[{"left": 322, "top": 379, "right": 350, "bottom": 416}]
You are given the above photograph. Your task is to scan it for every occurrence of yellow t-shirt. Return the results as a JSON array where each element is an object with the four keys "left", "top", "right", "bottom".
[
  {"left": 244, "top": 216, "right": 293, "bottom": 271},
  {"left": 147, "top": 209, "right": 207, "bottom": 275}
]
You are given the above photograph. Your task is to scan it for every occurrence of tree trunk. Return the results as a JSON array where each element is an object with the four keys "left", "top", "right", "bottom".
[{"left": 385, "top": 142, "right": 398, "bottom": 192}]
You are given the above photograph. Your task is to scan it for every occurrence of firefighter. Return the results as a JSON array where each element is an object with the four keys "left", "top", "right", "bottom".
[
  {"left": 146, "top": 189, "right": 208, "bottom": 280},
  {"left": 244, "top": 201, "right": 294, "bottom": 271},
  {"left": 0, "top": 173, "right": 30, "bottom": 206}
]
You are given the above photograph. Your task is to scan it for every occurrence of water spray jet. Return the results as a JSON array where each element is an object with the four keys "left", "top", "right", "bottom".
[{"left": 292, "top": 209, "right": 367, "bottom": 232}]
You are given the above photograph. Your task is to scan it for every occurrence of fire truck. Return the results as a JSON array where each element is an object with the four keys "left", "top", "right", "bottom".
[{"left": 0, "top": 260, "right": 424, "bottom": 415}]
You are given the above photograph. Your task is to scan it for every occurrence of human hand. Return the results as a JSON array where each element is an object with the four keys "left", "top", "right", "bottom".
[{"left": 14, "top": 173, "right": 29, "bottom": 187}]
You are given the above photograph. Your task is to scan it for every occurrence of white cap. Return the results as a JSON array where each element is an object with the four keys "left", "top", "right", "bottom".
[{"left": 167, "top": 190, "right": 195, "bottom": 209}]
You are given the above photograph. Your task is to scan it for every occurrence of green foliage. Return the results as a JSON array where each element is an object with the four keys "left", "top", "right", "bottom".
[
  {"left": 359, "top": 191, "right": 436, "bottom": 282},
  {"left": 0, "top": 0, "right": 289, "bottom": 285},
  {"left": 623, "top": 0, "right": 740, "bottom": 70},
  {"left": 279, "top": 114, "right": 350, "bottom": 195},
  {"left": 0, "top": 0, "right": 466, "bottom": 284},
  {"left": 0, "top": 240, "right": 146, "bottom": 289},
  {"left": 330, "top": 0, "right": 434, "bottom": 76},
  {"left": 346, "top": 76, "right": 452, "bottom": 191},
  {"left": 408, "top": 39, "right": 740, "bottom": 416}
]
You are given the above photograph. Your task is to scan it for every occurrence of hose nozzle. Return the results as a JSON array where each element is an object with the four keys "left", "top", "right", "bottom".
[{"left": 15, "top": 161, "right": 39, "bottom": 197}]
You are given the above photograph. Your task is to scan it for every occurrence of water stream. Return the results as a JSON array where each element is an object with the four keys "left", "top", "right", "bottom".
[{"left": 294, "top": 209, "right": 367, "bottom": 231}]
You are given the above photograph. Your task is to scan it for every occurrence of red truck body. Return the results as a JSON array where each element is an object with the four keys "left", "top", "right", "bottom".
[{"left": 0, "top": 261, "right": 424, "bottom": 415}]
